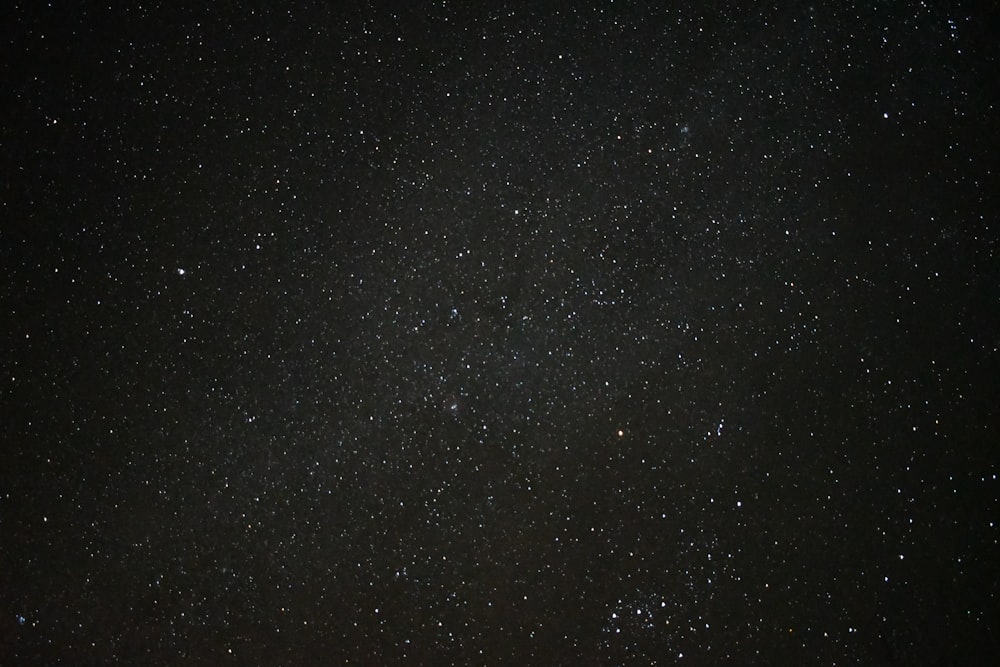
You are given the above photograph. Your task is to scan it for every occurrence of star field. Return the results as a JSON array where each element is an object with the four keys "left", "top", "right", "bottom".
[{"left": 2, "top": 2, "right": 998, "bottom": 664}]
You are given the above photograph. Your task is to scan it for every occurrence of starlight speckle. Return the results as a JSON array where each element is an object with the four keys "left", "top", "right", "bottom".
[{"left": 2, "top": 2, "right": 995, "bottom": 665}]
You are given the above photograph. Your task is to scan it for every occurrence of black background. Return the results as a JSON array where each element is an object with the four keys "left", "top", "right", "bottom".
[{"left": 2, "top": 2, "right": 998, "bottom": 664}]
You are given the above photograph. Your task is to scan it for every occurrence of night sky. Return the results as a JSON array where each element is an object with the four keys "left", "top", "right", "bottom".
[{"left": 2, "top": 2, "right": 999, "bottom": 664}]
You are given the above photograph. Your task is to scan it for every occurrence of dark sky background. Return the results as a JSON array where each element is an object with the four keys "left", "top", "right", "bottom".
[{"left": 2, "top": 2, "right": 999, "bottom": 664}]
